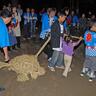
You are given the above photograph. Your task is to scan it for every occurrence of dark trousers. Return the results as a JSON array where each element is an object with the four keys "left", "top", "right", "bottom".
[
  {"left": 16, "top": 37, "right": 21, "bottom": 48},
  {"left": 23, "top": 23, "right": 31, "bottom": 38},
  {"left": 41, "top": 38, "right": 53, "bottom": 59}
]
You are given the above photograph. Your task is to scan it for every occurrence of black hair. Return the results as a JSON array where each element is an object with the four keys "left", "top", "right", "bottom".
[
  {"left": 58, "top": 11, "right": 66, "bottom": 17},
  {"left": 64, "top": 35, "right": 72, "bottom": 45},
  {"left": 0, "top": 9, "right": 12, "bottom": 18},
  {"left": 90, "top": 21, "right": 96, "bottom": 28},
  {"left": 62, "top": 7, "right": 69, "bottom": 12}
]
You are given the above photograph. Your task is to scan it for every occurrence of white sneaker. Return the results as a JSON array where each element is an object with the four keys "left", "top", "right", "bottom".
[
  {"left": 56, "top": 66, "right": 64, "bottom": 69},
  {"left": 80, "top": 72, "right": 84, "bottom": 77},
  {"left": 89, "top": 78, "right": 93, "bottom": 82},
  {"left": 48, "top": 66, "right": 55, "bottom": 72},
  {"left": 68, "top": 68, "right": 72, "bottom": 72},
  {"left": 48, "top": 58, "right": 52, "bottom": 62},
  {"left": 62, "top": 72, "right": 67, "bottom": 77}
]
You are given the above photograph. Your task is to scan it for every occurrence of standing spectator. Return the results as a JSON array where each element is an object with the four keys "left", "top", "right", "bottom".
[
  {"left": 0, "top": 9, "right": 12, "bottom": 62},
  {"left": 12, "top": 7, "right": 21, "bottom": 48},
  {"left": 17, "top": 4, "right": 23, "bottom": 16},
  {"left": 79, "top": 13, "right": 87, "bottom": 36},
  {"left": 30, "top": 8, "right": 38, "bottom": 38},
  {"left": 40, "top": 8, "right": 57, "bottom": 60},
  {"left": 23, "top": 8, "right": 31, "bottom": 39}
]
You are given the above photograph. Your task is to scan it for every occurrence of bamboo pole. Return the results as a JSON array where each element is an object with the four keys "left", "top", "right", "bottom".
[
  {"left": 64, "top": 34, "right": 84, "bottom": 40},
  {"left": 35, "top": 35, "right": 51, "bottom": 58}
]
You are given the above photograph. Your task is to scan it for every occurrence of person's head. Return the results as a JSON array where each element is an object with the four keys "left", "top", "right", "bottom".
[
  {"left": 47, "top": 8, "right": 52, "bottom": 15},
  {"left": 63, "top": 7, "right": 69, "bottom": 16},
  {"left": 17, "top": 4, "right": 21, "bottom": 9},
  {"left": 71, "top": 10, "right": 75, "bottom": 16},
  {"left": 88, "top": 11, "right": 92, "bottom": 15},
  {"left": 90, "top": 22, "right": 96, "bottom": 32},
  {"left": 8, "top": 3, "right": 11, "bottom": 7},
  {"left": 49, "top": 8, "right": 56, "bottom": 18},
  {"left": 81, "top": 13, "right": 86, "bottom": 18},
  {"left": 0, "top": 9, "right": 12, "bottom": 24},
  {"left": 31, "top": 8, "right": 35, "bottom": 13},
  {"left": 91, "top": 14, "right": 95, "bottom": 19},
  {"left": 3, "top": 5, "right": 7, "bottom": 10},
  {"left": 12, "top": 7, "right": 17, "bottom": 13},
  {"left": 26, "top": 8, "right": 30, "bottom": 12},
  {"left": 58, "top": 11, "right": 67, "bottom": 23},
  {"left": 64, "top": 35, "right": 72, "bottom": 44}
]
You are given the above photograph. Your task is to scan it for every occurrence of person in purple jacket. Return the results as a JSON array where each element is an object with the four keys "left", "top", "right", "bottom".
[{"left": 62, "top": 35, "right": 82, "bottom": 77}]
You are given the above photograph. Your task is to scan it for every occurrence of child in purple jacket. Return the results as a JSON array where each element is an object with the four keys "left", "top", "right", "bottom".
[{"left": 62, "top": 35, "right": 82, "bottom": 77}]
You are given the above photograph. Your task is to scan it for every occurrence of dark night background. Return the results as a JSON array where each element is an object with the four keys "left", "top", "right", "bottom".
[{"left": 0, "top": 0, "right": 96, "bottom": 13}]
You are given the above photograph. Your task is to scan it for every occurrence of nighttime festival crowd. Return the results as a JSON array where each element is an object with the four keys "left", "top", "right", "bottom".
[{"left": 0, "top": 2, "right": 96, "bottom": 86}]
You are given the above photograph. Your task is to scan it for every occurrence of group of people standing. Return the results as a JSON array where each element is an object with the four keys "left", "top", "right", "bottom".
[
  {"left": 40, "top": 7, "right": 96, "bottom": 82},
  {"left": 0, "top": 4, "right": 96, "bottom": 92}
]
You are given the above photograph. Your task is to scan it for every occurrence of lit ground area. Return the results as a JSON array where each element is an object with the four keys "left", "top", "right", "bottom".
[{"left": 0, "top": 39, "right": 96, "bottom": 96}]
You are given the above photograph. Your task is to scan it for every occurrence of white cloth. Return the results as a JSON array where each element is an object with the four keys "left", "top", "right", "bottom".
[
  {"left": 14, "top": 13, "right": 21, "bottom": 37},
  {"left": 53, "top": 24, "right": 64, "bottom": 51}
]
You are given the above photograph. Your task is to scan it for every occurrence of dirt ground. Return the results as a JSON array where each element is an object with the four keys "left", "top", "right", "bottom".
[{"left": 0, "top": 39, "right": 96, "bottom": 96}]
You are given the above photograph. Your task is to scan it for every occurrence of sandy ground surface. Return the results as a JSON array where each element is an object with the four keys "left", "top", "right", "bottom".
[{"left": 0, "top": 39, "right": 96, "bottom": 96}]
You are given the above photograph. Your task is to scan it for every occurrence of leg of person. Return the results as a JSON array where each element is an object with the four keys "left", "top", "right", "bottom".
[
  {"left": 3, "top": 47, "right": 9, "bottom": 63},
  {"left": 63, "top": 55, "right": 72, "bottom": 77},
  {"left": 16, "top": 37, "right": 21, "bottom": 48},
  {"left": 0, "top": 87, "right": 5, "bottom": 92},
  {"left": 23, "top": 24, "right": 27, "bottom": 39},
  {"left": 27, "top": 23, "right": 31, "bottom": 39},
  {"left": 43, "top": 42, "right": 53, "bottom": 60},
  {"left": 88, "top": 71, "right": 95, "bottom": 82},
  {"left": 33, "top": 21, "right": 36, "bottom": 36},
  {"left": 80, "top": 67, "right": 89, "bottom": 76},
  {"left": 48, "top": 50, "right": 60, "bottom": 72},
  {"left": 30, "top": 22, "right": 33, "bottom": 38},
  {"left": 80, "top": 56, "right": 91, "bottom": 77},
  {"left": 56, "top": 52, "right": 64, "bottom": 69},
  {"left": 88, "top": 56, "right": 96, "bottom": 82}
]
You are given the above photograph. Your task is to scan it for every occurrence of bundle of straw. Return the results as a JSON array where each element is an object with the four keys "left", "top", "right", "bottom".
[{"left": 0, "top": 55, "right": 45, "bottom": 82}]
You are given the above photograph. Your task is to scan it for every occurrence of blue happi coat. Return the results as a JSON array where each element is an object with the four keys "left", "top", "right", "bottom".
[
  {"left": 0, "top": 18, "right": 10, "bottom": 48},
  {"left": 23, "top": 12, "right": 31, "bottom": 25},
  {"left": 84, "top": 30, "right": 96, "bottom": 47},
  {"left": 40, "top": 13, "right": 57, "bottom": 39},
  {"left": 84, "top": 30, "right": 96, "bottom": 56},
  {"left": 72, "top": 15, "right": 79, "bottom": 26},
  {"left": 30, "top": 13, "right": 38, "bottom": 36}
]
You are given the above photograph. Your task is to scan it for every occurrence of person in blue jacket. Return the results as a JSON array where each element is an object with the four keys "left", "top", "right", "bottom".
[
  {"left": 40, "top": 8, "right": 57, "bottom": 39},
  {"left": 40, "top": 8, "right": 57, "bottom": 60},
  {"left": 70, "top": 10, "right": 79, "bottom": 36},
  {"left": 30, "top": 8, "right": 38, "bottom": 38},
  {"left": 23, "top": 8, "right": 31, "bottom": 39},
  {"left": 80, "top": 22, "right": 96, "bottom": 82},
  {"left": 71, "top": 10, "right": 79, "bottom": 27},
  {"left": 0, "top": 9, "right": 12, "bottom": 63}
]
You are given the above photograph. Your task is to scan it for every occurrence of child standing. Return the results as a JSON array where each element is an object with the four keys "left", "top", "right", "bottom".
[
  {"left": 62, "top": 35, "right": 82, "bottom": 77},
  {"left": 80, "top": 22, "right": 96, "bottom": 82}
]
